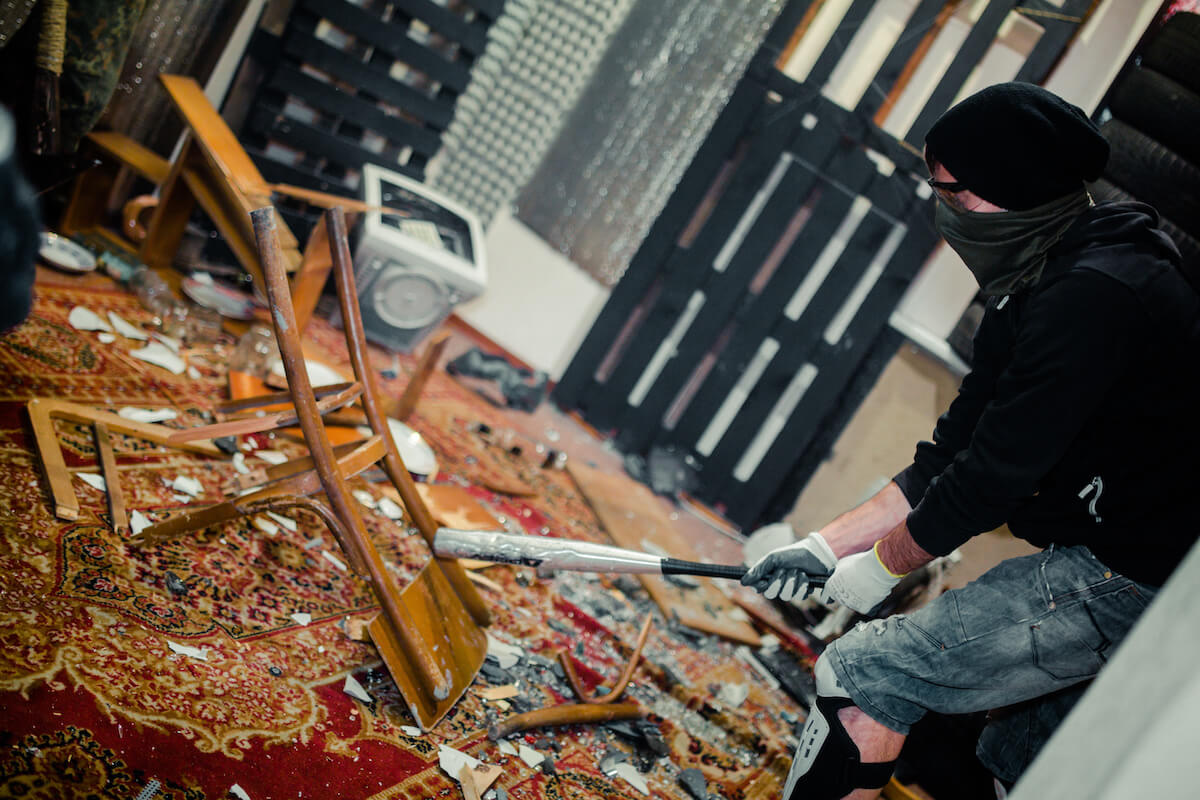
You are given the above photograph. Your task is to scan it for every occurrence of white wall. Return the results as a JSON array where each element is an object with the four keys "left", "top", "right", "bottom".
[{"left": 454, "top": 207, "right": 609, "bottom": 380}]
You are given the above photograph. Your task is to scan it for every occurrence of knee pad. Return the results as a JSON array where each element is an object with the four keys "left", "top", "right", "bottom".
[{"left": 782, "top": 656, "right": 896, "bottom": 800}]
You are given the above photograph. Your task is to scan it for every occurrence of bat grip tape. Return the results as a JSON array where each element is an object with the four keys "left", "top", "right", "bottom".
[{"left": 660, "top": 558, "right": 747, "bottom": 580}]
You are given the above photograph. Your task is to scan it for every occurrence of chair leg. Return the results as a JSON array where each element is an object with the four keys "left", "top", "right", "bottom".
[
  {"left": 253, "top": 206, "right": 486, "bottom": 728},
  {"left": 324, "top": 207, "right": 492, "bottom": 628}
]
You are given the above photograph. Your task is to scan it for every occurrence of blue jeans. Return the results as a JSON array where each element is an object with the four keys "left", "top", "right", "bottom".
[{"left": 824, "top": 544, "right": 1156, "bottom": 782}]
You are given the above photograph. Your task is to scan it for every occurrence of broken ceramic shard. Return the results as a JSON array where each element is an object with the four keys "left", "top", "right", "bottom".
[
  {"left": 266, "top": 510, "right": 297, "bottom": 531},
  {"left": 343, "top": 674, "right": 372, "bottom": 702},
  {"left": 400, "top": 725, "right": 422, "bottom": 737},
  {"left": 118, "top": 407, "right": 178, "bottom": 423},
  {"left": 232, "top": 453, "right": 249, "bottom": 474},
  {"left": 609, "top": 762, "right": 648, "bottom": 795},
  {"left": 68, "top": 306, "right": 112, "bottom": 331},
  {"left": 253, "top": 517, "right": 279, "bottom": 536},
  {"left": 438, "top": 743, "right": 481, "bottom": 777},
  {"left": 130, "top": 510, "right": 151, "bottom": 535},
  {"left": 229, "top": 784, "right": 251, "bottom": 800},
  {"left": 322, "top": 551, "right": 348, "bottom": 571},
  {"left": 107, "top": 311, "right": 149, "bottom": 340},
  {"left": 167, "top": 640, "right": 207, "bottom": 661},
  {"left": 171, "top": 475, "right": 204, "bottom": 496},
  {"left": 517, "top": 744, "right": 544, "bottom": 768},
  {"left": 254, "top": 450, "right": 289, "bottom": 465},
  {"left": 151, "top": 332, "right": 181, "bottom": 353},
  {"left": 376, "top": 496, "right": 405, "bottom": 520},
  {"left": 76, "top": 472, "right": 106, "bottom": 492},
  {"left": 352, "top": 489, "right": 377, "bottom": 509},
  {"left": 716, "top": 682, "right": 749, "bottom": 708},
  {"left": 486, "top": 634, "right": 523, "bottom": 669},
  {"left": 497, "top": 739, "right": 518, "bottom": 756},
  {"left": 97, "top": 332, "right": 116, "bottom": 344},
  {"left": 289, "top": 612, "right": 311, "bottom": 626},
  {"left": 130, "top": 342, "right": 186, "bottom": 374}
]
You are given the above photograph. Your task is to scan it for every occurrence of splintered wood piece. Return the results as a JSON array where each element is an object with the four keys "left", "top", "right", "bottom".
[
  {"left": 168, "top": 381, "right": 362, "bottom": 442},
  {"left": 567, "top": 461, "right": 761, "bottom": 646},
  {"left": 388, "top": 333, "right": 449, "bottom": 421},
  {"left": 225, "top": 436, "right": 384, "bottom": 493},
  {"left": 92, "top": 421, "right": 127, "bottom": 534},
  {"left": 410, "top": 483, "right": 502, "bottom": 530},
  {"left": 486, "top": 702, "right": 644, "bottom": 740},
  {"left": 27, "top": 398, "right": 223, "bottom": 522},
  {"left": 215, "top": 381, "right": 358, "bottom": 417}
]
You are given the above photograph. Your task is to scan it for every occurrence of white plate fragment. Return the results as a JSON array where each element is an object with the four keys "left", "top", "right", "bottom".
[
  {"left": 167, "top": 640, "right": 207, "bottom": 661},
  {"left": 118, "top": 407, "right": 177, "bottom": 423},
  {"left": 717, "top": 682, "right": 749, "bottom": 708},
  {"left": 107, "top": 311, "right": 148, "bottom": 340},
  {"left": 352, "top": 489, "right": 377, "bottom": 509},
  {"left": 290, "top": 612, "right": 311, "bottom": 626},
  {"left": 130, "top": 510, "right": 151, "bottom": 535},
  {"left": 266, "top": 511, "right": 297, "bottom": 531},
  {"left": 229, "top": 784, "right": 251, "bottom": 800},
  {"left": 400, "top": 725, "right": 422, "bottom": 737},
  {"left": 517, "top": 744, "right": 544, "bottom": 768},
  {"left": 438, "top": 744, "right": 482, "bottom": 778},
  {"left": 151, "top": 332, "right": 181, "bottom": 353},
  {"left": 171, "top": 475, "right": 203, "bottom": 496},
  {"left": 68, "top": 306, "right": 111, "bottom": 332},
  {"left": 97, "top": 332, "right": 116, "bottom": 344},
  {"left": 232, "top": 453, "right": 249, "bottom": 474},
  {"left": 609, "top": 762, "right": 648, "bottom": 795},
  {"left": 376, "top": 497, "right": 405, "bottom": 520},
  {"left": 322, "top": 551, "right": 348, "bottom": 571},
  {"left": 187, "top": 366, "right": 201, "bottom": 379},
  {"left": 253, "top": 517, "right": 279, "bottom": 536},
  {"left": 130, "top": 342, "right": 185, "bottom": 374},
  {"left": 485, "top": 634, "right": 522, "bottom": 669},
  {"left": 77, "top": 472, "right": 106, "bottom": 492},
  {"left": 343, "top": 674, "right": 372, "bottom": 703},
  {"left": 498, "top": 739, "right": 518, "bottom": 756},
  {"left": 254, "top": 450, "right": 289, "bottom": 465}
]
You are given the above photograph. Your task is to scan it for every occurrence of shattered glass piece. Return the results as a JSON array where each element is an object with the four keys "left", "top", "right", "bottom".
[
  {"left": 165, "top": 571, "right": 188, "bottom": 597},
  {"left": 599, "top": 746, "right": 628, "bottom": 775},
  {"left": 677, "top": 767, "right": 708, "bottom": 800},
  {"left": 486, "top": 634, "right": 523, "bottom": 669}
]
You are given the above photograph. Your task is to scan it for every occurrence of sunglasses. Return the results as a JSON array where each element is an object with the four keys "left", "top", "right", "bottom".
[{"left": 926, "top": 176, "right": 970, "bottom": 212}]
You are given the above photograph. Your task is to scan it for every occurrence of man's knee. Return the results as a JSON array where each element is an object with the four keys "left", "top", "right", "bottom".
[{"left": 782, "top": 656, "right": 896, "bottom": 800}]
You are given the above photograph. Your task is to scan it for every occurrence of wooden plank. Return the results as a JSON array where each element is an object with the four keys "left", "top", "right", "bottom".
[
  {"left": 85, "top": 131, "right": 170, "bottom": 184},
  {"left": 666, "top": 137, "right": 877, "bottom": 450},
  {"left": 904, "top": 0, "right": 1020, "bottom": 145},
  {"left": 388, "top": 0, "right": 489, "bottom": 55},
  {"left": 615, "top": 158, "right": 822, "bottom": 454},
  {"left": 855, "top": 0, "right": 957, "bottom": 120},
  {"left": 301, "top": 0, "right": 472, "bottom": 92},
  {"left": 702, "top": 202, "right": 897, "bottom": 483},
  {"left": 583, "top": 100, "right": 820, "bottom": 432},
  {"left": 720, "top": 223, "right": 938, "bottom": 525},
  {"left": 248, "top": 106, "right": 414, "bottom": 178},
  {"left": 249, "top": 148, "right": 356, "bottom": 196},
  {"left": 283, "top": 31, "right": 456, "bottom": 129},
  {"left": 805, "top": 0, "right": 881, "bottom": 90},
  {"left": 566, "top": 461, "right": 761, "bottom": 646},
  {"left": 1013, "top": 0, "right": 1094, "bottom": 84},
  {"left": 552, "top": 79, "right": 767, "bottom": 409},
  {"left": 267, "top": 65, "right": 443, "bottom": 156}
]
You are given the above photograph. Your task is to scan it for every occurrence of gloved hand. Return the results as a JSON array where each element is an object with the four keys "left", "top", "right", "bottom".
[
  {"left": 820, "top": 542, "right": 905, "bottom": 614},
  {"left": 741, "top": 529, "right": 837, "bottom": 602}
]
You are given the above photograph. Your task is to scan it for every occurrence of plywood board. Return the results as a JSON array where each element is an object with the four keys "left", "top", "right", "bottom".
[{"left": 567, "top": 461, "right": 760, "bottom": 646}]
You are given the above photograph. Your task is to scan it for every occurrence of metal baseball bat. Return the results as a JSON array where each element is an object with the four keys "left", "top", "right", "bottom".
[{"left": 434, "top": 528, "right": 828, "bottom": 585}]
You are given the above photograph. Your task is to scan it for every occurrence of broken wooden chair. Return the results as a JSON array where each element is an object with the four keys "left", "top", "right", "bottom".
[
  {"left": 130, "top": 206, "right": 488, "bottom": 730},
  {"left": 27, "top": 398, "right": 224, "bottom": 528}
]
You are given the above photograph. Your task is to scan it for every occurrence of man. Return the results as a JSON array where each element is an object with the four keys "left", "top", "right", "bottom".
[{"left": 741, "top": 82, "right": 1200, "bottom": 800}]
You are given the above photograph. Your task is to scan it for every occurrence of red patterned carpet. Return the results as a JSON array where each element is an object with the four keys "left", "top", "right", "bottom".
[{"left": 0, "top": 276, "right": 808, "bottom": 799}]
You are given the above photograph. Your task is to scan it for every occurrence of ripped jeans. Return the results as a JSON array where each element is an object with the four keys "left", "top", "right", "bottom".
[{"left": 824, "top": 544, "right": 1157, "bottom": 783}]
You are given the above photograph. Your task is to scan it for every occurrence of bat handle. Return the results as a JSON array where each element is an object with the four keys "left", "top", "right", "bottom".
[{"left": 660, "top": 558, "right": 747, "bottom": 580}]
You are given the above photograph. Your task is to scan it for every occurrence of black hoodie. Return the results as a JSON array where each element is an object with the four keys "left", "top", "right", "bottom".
[{"left": 894, "top": 202, "right": 1200, "bottom": 586}]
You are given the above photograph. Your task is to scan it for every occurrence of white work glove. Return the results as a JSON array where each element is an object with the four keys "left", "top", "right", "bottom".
[
  {"left": 820, "top": 543, "right": 905, "bottom": 614},
  {"left": 741, "top": 529, "right": 837, "bottom": 602}
]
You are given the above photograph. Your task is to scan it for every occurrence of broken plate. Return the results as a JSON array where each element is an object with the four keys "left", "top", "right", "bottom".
[
  {"left": 39, "top": 232, "right": 97, "bottom": 273},
  {"left": 270, "top": 358, "right": 347, "bottom": 388},
  {"left": 356, "top": 418, "right": 438, "bottom": 477}
]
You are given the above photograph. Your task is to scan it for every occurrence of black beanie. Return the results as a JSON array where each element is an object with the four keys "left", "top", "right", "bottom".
[{"left": 924, "top": 82, "right": 1109, "bottom": 210}]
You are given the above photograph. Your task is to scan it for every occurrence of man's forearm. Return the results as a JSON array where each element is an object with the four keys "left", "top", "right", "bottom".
[{"left": 819, "top": 481, "right": 913, "bottom": 558}]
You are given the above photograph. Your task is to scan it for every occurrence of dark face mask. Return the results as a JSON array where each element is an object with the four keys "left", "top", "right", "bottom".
[{"left": 934, "top": 191, "right": 1091, "bottom": 296}]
